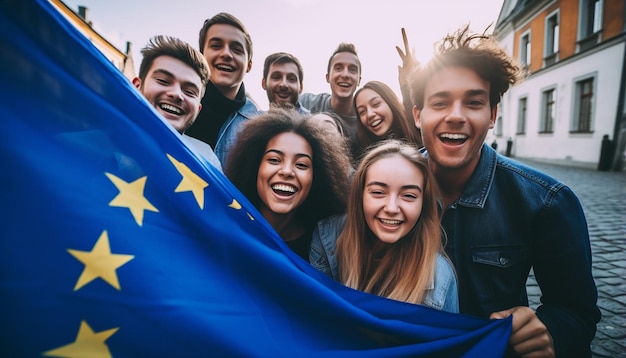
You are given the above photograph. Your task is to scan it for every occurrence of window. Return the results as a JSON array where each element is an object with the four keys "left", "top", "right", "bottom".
[
  {"left": 520, "top": 32, "right": 531, "bottom": 67},
  {"left": 517, "top": 97, "right": 527, "bottom": 135},
  {"left": 495, "top": 104, "right": 503, "bottom": 136},
  {"left": 544, "top": 12, "right": 559, "bottom": 65},
  {"left": 579, "top": 0, "right": 603, "bottom": 50},
  {"left": 572, "top": 78, "right": 594, "bottom": 133},
  {"left": 540, "top": 88, "right": 555, "bottom": 133}
]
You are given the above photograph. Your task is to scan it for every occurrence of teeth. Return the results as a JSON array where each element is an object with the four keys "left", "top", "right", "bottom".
[
  {"left": 370, "top": 119, "right": 383, "bottom": 128},
  {"left": 160, "top": 104, "right": 181, "bottom": 114},
  {"left": 440, "top": 133, "right": 467, "bottom": 140},
  {"left": 338, "top": 82, "right": 351, "bottom": 87},
  {"left": 216, "top": 64, "right": 234, "bottom": 72},
  {"left": 272, "top": 184, "right": 296, "bottom": 193},
  {"left": 380, "top": 218, "right": 401, "bottom": 225}
]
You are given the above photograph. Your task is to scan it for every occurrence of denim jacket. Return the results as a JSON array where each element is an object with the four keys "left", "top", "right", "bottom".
[
  {"left": 214, "top": 97, "right": 259, "bottom": 164},
  {"left": 309, "top": 214, "right": 459, "bottom": 313},
  {"left": 440, "top": 144, "right": 600, "bottom": 356}
]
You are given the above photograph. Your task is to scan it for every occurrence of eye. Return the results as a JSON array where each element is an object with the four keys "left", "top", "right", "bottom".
[
  {"left": 402, "top": 192, "right": 418, "bottom": 201},
  {"left": 288, "top": 75, "right": 298, "bottom": 83},
  {"left": 430, "top": 100, "right": 447, "bottom": 108},
  {"left": 231, "top": 45, "right": 245, "bottom": 55},
  {"left": 265, "top": 156, "right": 281, "bottom": 165},
  {"left": 467, "top": 99, "right": 486, "bottom": 108},
  {"left": 368, "top": 188, "right": 385, "bottom": 198},
  {"left": 184, "top": 90, "right": 198, "bottom": 97},
  {"left": 156, "top": 78, "right": 170, "bottom": 85},
  {"left": 295, "top": 162, "right": 310, "bottom": 170}
]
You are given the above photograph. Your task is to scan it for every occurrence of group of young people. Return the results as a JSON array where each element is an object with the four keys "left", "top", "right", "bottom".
[{"left": 130, "top": 12, "right": 600, "bottom": 357}]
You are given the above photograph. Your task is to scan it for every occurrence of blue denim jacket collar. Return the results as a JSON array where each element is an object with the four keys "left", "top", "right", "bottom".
[{"left": 455, "top": 144, "right": 497, "bottom": 209}]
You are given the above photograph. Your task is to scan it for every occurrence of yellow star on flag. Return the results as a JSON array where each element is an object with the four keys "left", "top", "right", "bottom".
[
  {"left": 228, "top": 199, "right": 242, "bottom": 210},
  {"left": 106, "top": 172, "right": 158, "bottom": 226},
  {"left": 68, "top": 230, "right": 134, "bottom": 291},
  {"left": 42, "top": 320, "right": 118, "bottom": 358},
  {"left": 228, "top": 199, "right": 254, "bottom": 220},
  {"left": 167, "top": 154, "right": 208, "bottom": 209}
]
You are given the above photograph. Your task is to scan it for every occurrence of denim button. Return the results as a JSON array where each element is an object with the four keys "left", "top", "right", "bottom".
[{"left": 499, "top": 257, "right": 509, "bottom": 266}]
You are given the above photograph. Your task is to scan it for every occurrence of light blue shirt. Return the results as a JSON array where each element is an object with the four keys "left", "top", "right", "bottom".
[{"left": 309, "top": 214, "right": 459, "bottom": 313}]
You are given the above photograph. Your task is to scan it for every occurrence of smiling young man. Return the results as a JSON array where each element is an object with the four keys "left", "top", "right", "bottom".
[
  {"left": 299, "top": 43, "right": 361, "bottom": 158},
  {"left": 409, "top": 26, "right": 600, "bottom": 357},
  {"left": 261, "top": 52, "right": 309, "bottom": 114},
  {"left": 133, "top": 35, "right": 221, "bottom": 171},
  {"left": 185, "top": 12, "right": 260, "bottom": 165}
]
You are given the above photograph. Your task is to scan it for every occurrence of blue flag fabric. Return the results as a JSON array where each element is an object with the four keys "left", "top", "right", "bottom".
[{"left": 0, "top": 0, "right": 511, "bottom": 356}]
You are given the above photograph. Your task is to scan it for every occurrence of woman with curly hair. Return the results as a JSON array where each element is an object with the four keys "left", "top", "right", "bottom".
[
  {"left": 310, "top": 140, "right": 457, "bottom": 312},
  {"left": 352, "top": 81, "right": 421, "bottom": 162},
  {"left": 225, "top": 108, "right": 352, "bottom": 260}
]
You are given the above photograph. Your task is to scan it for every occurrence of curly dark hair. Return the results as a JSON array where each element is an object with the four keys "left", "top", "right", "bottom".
[
  {"left": 410, "top": 25, "right": 520, "bottom": 110},
  {"left": 225, "top": 108, "right": 353, "bottom": 229}
]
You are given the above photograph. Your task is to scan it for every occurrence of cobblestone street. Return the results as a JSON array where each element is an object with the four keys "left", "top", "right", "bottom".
[{"left": 517, "top": 158, "right": 626, "bottom": 357}]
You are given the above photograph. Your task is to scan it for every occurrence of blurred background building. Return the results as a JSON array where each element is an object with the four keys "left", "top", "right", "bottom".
[
  {"left": 493, "top": 0, "right": 625, "bottom": 171},
  {"left": 49, "top": 0, "right": 135, "bottom": 80}
]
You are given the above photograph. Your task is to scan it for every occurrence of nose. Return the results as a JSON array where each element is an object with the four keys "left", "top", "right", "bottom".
[
  {"left": 167, "top": 83, "right": 184, "bottom": 101},
  {"left": 384, "top": 196, "right": 400, "bottom": 214},
  {"left": 367, "top": 106, "right": 376, "bottom": 119},
  {"left": 278, "top": 163, "right": 294, "bottom": 178},
  {"left": 219, "top": 45, "right": 233, "bottom": 60},
  {"left": 445, "top": 100, "right": 465, "bottom": 123},
  {"left": 278, "top": 76, "right": 288, "bottom": 88}
]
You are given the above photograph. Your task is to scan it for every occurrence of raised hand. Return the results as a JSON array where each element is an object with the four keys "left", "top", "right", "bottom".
[{"left": 395, "top": 28, "right": 419, "bottom": 88}]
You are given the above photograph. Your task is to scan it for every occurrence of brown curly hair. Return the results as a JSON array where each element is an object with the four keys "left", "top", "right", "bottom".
[
  {"left": 410, "top": 25, "right": 521, "bottom": 110},
  {"left": 225, "top": 108, "right": 353, "bottom": 229}
]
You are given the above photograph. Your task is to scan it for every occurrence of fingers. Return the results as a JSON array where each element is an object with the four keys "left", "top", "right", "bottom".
[
  {"left": 491, "top": 307, "right": 554, "bottom": 358},
  {"left": 402, "top": 27, "right": 409, "bottom": 51},
  {"left": 396, "top": 45, "right": 405, "bottom": 58}
]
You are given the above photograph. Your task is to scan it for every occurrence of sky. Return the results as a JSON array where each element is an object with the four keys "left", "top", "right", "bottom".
[{"left": 63, "top": 0, "right": 504, "bottom": 110}]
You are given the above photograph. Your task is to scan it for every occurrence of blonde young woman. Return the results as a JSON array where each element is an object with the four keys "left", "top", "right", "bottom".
[{"left": 309, "top": 140, "right": 458, "bottom": 312}]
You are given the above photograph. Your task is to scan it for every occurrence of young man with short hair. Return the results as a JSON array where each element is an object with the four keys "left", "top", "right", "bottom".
[
  {"left": 132, "top": 35, "right": 221, "bottom": 171},
  {"left": 261, "top": 52, "right": 308, "bottom": 113},
  {"left": 408, "top": 26, "right": 600, "bottom": 357},
  {"left": 185, "top": 12, "right": 260, "bottom": 165},
  {"left": 299, "top": 43, "right": 361, "bottom": 157}
]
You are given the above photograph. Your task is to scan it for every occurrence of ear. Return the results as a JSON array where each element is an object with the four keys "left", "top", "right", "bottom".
[
  {"left": 299, "top": 82, "right": 303, "bottom": 93},
  {"left": 246, "top": 60, "right": 252, "bottom": 73},
  {"left": 412, "top": 105, "right": 421, "bottom": 129},
  {"left": 325, "top": 73, "right": 330, "bottom": 84},
  {"left": 197, "top": 103, "right": 202, "bottom": 113},
  {"left": 132, "top": 77, "right": 141, "bottom": 89},
  {"left": 261, "top": 78, "right": 267, "bottom": 90},
  {"left": 489, "top": 106, "right": 497, "bottom": 129}
]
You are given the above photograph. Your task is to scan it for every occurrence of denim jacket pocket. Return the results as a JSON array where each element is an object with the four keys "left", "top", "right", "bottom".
[
  {"left": 471, "top": 245, "right": 528, "bottom": 268},
  {"left": 470, "top": 245, "right": 530, "bottom": 304}
]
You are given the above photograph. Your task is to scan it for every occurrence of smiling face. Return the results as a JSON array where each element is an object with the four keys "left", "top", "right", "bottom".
[
  {"left": 414, "top": 66, "right": 496, "bottom": 177},
  {"left": 256, "top": 132, "right": 313, "bottom": 221},
  {"left": 262, "top": 62, "right": 302, "bottom": 107},
  {"left": 356, "top": 88, "right": 393, "bottom": 137},
  {"left": 363, "top": 154, "right": 424, "bottom": 244},
  {"left": 133, "top": 56, "right": 203, "bottom": 133},
  {"left": 326, "top": 52, "right": 360, "bottom": 100},
  {"left": 202, "top": 23, "right": 252, "bottom": 99}
]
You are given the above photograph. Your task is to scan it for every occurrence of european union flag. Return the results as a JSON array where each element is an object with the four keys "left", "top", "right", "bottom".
[{"left": 0, "top": 0, "right": 511, "bottom": 356}]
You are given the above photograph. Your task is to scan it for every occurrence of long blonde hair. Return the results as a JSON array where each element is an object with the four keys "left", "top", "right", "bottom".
[{"left": 336, "top": 139, "right": 444, "bottom": 304}]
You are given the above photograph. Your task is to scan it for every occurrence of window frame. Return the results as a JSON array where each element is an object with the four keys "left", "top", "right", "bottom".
[
  {"left": 517, "top": 96, "right": 528, "bottom": 135},
  {"left": 570, "top": 74, "right": 596, "bottom": 134},
  {"left": 539, "top": 86, "right": 556, "bottom": 134}
]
